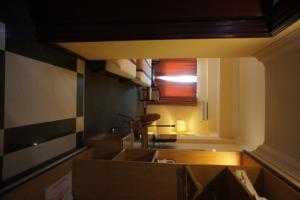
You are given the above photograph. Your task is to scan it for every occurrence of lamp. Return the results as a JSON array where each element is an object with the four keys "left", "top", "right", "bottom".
[{"left": 176, "top": 120, "right": 186, "bottom": 134}]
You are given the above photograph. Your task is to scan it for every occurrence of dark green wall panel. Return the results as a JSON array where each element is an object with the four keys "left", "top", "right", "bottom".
[
  {"left": 0, "top": 0, "right": 77, "bottom": 71},
  {"left": 4, "top": 118, "right": 76, "bottom": 154},
  {"left": 85, "top": 61, "right": 143, "bottom": 137}
]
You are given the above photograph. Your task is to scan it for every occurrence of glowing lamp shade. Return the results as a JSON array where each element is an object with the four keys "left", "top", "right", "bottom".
[{"left": 176, "top": 120, "right": 186, "bottom": 133}]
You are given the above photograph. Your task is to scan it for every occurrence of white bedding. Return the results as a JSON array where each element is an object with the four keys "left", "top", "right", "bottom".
[
  {"left": 105, "top": 59, "right": 136, "bottom": 79},
  {"left": 132, "top": 59, "right": 152, "bottom": 87}
]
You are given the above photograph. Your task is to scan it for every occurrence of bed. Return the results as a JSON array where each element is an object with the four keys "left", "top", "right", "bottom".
[
  {"left": 132, "top": 59, "right": 152, "bottom": 87},
  {"left": 105, "top": 59, "right": 136, "bottom": 79}
]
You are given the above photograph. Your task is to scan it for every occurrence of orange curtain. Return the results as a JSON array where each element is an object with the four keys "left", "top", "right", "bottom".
[
  {"left": 154, "top": 59, "right": 197, "bottom": 104},
  {"left": 155, "top": 59, "right": 197, "bottom": 76}
]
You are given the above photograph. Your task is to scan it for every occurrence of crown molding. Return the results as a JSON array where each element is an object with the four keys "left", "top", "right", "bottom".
[
  {"left": 255, "top": 27, "right": 300, "bottom": 63},
  {"left": 252, "top": 144, "right": 300, "bottom": 188}
]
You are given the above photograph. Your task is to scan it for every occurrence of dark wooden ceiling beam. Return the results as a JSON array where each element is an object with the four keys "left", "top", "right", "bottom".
[
  {"left": 25, "top": 0, "right": 300, "bottom": 42},
  {"left": 267, "top": 0, "right": 300, "bottom": 35},
  {"left": 36, "top": 19, "right": 270, "bottom": 42}
]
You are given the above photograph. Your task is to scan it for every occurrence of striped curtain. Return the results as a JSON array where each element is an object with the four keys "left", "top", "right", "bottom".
[{"left": 154, "top": 59, "right": 197, "bottom": 105}]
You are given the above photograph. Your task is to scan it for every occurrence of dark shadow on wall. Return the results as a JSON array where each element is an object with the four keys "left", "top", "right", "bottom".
[
  {"left": 0, "top": 0, "right": 77, "bottom": 70},
  {"left": 85, "top": 61, "right": 144, "bottom": 138}
]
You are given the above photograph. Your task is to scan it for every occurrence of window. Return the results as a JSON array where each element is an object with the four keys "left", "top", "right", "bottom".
[{"left": 154, "top": 59, "right": 197, "bottom": 105}]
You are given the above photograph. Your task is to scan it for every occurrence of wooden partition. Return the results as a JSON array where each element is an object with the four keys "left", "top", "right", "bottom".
[
  {"left": 0, "top": 148, "right": 92, "bottom": 200},
  {"left": 186, "top": 164, "right": 300, "bottom": 200},
  {"left": 112, "top": 148, "right": 156, "bottom": 162},
  {"left": 241, "top": 152, "right": 261, "bottom": 167},
  {"left": 71, "top": 148, "right": 299, "bottom": 200},
  {"left": 187, "top": 167, "right": 254, "bottom": 200},
  {"left": 73, "top": 159, "right": 185, "bottom": 200},
  {"left": 228, "top": 166, "right": 261, "bottom": 185},
  {"left": 84, "top": 134, "right": 124, "bottom": 159},
  {"left": 186, "top": 165, "right": 261, "bottom": 200},
  {"left": 254, "top": 169, "right": 300, "bottom": 200},
  {"left": 157, "top": 149, "right": 242, "bottom": 166},
  {"left": 3, "top": 146, "right": 299, "bottom": 199},
  {"left": 186, "top": 165, "right": 227, "bottom": 199}
]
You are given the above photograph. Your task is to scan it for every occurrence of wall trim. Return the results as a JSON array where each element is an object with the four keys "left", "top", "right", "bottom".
[
  {"left": 255, "top": 27, "right": 300, "bottom": 62},
  {"left": 253, "top": 24, "right": 300, "bottom": 187},
  {"left": 252, "top": 144, "right": 300, "bottom": 187}
]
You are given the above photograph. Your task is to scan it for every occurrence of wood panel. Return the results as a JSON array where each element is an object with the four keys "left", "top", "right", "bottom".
[
  {"left": 254, "top": 168, "right": 300, "bottom": 200},
  {"left": 225, "top": 169, "right": 255, "bottom": 200},
  {"left": 241, "top": 152, "right": 260, "bottom": 167},
  {"left": 0, "top": 149, "right": 92, "bottom": 200},
  {"left": 112, "top": 148, "right": 156, "bottom": 162},
  {"left": 73, "top": 159, "right": 185, "bottom": 200},
  {"left": 185, "top": 165, "right": 226, "bottom": 199},
  {"left": 228, "top": 166, "right": 261, "bottom": 186},
  {"left": 187, "top": 165, "right": 227, "bottom": 190},
  {"left": 157, "top": 150, "right": 242, "bottom": 166},
  {"left": 84, "top": 134, "right": 124, "bottom": 159},
  {"left": 24, "top": 0, "right": 300, "bottom": 42},
  {"left": 186, "top": 165, "right": 261, "bottom": 199},
  {"left": 27, "top": 0, "right": 263, "bottom": 24},
  {"left": 196, "top": 168, "right": 254, "bottom": 200},
  {"left": 268, "top": 0, "right": 300, "bottom": 35}
]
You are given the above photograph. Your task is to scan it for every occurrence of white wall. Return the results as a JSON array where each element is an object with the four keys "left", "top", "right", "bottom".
[{"left": 237, "top": 57, "right": 265, "bottom": 150}]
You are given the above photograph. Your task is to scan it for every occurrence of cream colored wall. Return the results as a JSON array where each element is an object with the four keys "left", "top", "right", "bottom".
[
  {"left": 147, "top": 104, "right": 209, "bottom": 135},
  {"left": 147, "top": 57, "right": 243, "bottom": 137},
  {"left": 237, "top": 57, "right": 265, "bottom": 150},
  {"left": 207, "top": 58, "right": 220, "bottom": 134},
  {"left": 253, "top": 28, "right": 300, "bottom": 182},
  {"left": 218, "top": 57, "right": 265, "bottom": 147},
  {"left": 58, "top": 21, "right": 300, "bottom": 60},
  {"left": 219, "top": 58, "right": 239, "bottom": 139},
  {"left": 147, "top": 57, "right": 265, "bottom": 143},
  {"left": 147, "top": 58, "right": 220, "bottom": 136}
]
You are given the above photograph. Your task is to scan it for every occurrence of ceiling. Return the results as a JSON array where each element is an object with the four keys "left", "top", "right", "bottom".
[
  {"left": 25, "top": 0, "right": 300, "bottom": 42},
  {"left": 24, "top": 0, "right": 300, "bottom": 59},
  {"left": 58, "top": 20, "right": 300, "bottom": 60}
]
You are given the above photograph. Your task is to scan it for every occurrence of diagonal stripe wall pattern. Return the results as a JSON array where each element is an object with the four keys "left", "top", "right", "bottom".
[{"left": 0, "top": 18, "right": 85, "bottom": 186}]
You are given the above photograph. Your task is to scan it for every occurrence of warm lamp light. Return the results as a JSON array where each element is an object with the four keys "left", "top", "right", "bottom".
[{"left": 176, "top": 120, "right": 186, "bottom": 133}]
